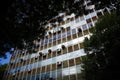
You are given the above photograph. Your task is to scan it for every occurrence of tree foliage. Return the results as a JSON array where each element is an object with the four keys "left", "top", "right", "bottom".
[
  {"left": 82, "top": 10, "right": 120, "bottom": 80},
  {"left": 0, "top": 64, "right": 7, "bottom": 80}
]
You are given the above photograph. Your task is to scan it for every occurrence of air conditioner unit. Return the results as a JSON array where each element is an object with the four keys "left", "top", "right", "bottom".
[
  {"left": 57, "top": 61, "right": 62, "bottom": 66},
  {"left": 61, "top": 45, "right": 66, "bottom": 49},
  {"left": 12, "top": 73, "right": 15, "bottom": 77},
  {"left": 39, "top": 52, "right": 42, "bottom": 56},
  {"left": 28, "top": 68, "right": 31, "bottom": 73},
  {"left": 48, "top": 49, "right": 52, "bottom": 53},
  {"left": 35, "top": 56, "right": 38, "bottom": 59},
  {"left": 43, "top": 53, "right": 46, "bottom": 57},
  {"left": 61, "top": 27, "right": 64, "bottom": 30},
  {"left": 78, "top": 28, "right": 82, "bottom": 32},
  {"left": 10, "top": 62, "right": 13, "bottom": 65},
  {"left": 84, "top": 37, "right": 89, "bottom": 41},
  {"left": 57, "top": 48, "right": 61, "bottom": 53},
  {"left": 49, "top": 31, "right": 52, "bottom": 35},
  {"left": 20, "top": 58, "right": 24, "bottom": 62}
]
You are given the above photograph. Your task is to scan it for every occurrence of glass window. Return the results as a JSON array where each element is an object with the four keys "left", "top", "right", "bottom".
[
  {"left": 46, "top": 72, "right": 50, "bottom": 79},
  {"left": 52, "top": 63, "right": 56, "bottom": 70},
  {"left": 76, "top": 65, "right": 81, "bottom": 73},
  {"left": 38, "top": 62, "right": 41, "bottom": 67},
  {"left": 57, "top": 69, "right": 62, "bottom": 78},
  {"left": 69, "top": 59, "right": 75, "bottom": 66},
  {"left": 57, "top": 34, "right": 61, "bottom": 40},
  {"left": 41, "top": 40, "right": 44, "bottom": 46},
  {"left": 53, "top": 36, "right": 56, "bottom": 42},
  {"left": 49, "top": 38, "right": 52, "bottom": 43},
  {"left": 72, "top": 29, "right": 76, "bottom": 34},
  {"left": 26, "top": 76, "right": 31, "bottom": 80},
  {"left": 74, "top": 44, "right": 79, "bottom": 51},
  {"left": 52, "top": 70, "right": 56, "bottom": 78},
  {"left": 63, "top": 60, "right": 68, "bottom": 68},
  {"left": 82, "top": 24, "right": 87, "bottom": 31},
  {"left": 41, "top": 73, "right": 46, "bottom": 80},
  {"left": 62, "top": 32, "right": 66, "bottom": 38},
  {"left": 44, "top": 39, "right": 48, "bottom": 45},
  {"left": 75, "top": 57, "right": 81, "bottom": 65},
  {"left": 80, "top": 16, "right": 85, "bottom": 21},
  {"left": 75, "top": 18, "right": 79, "bottom": 23},
  {"left": 67, "top": 31, "right": 71, "bottom": 36},
  {"left": 22, "top": 77, "right": 26, "bottom": 80},
  {"left": 36, "top": 74, "right": 40, "bottom": 80},
  {"left": 33, "top": 62, "right": 38, "bottom": 69},
  {"left": 68, "top": 46, "right": 73, "bottom": 53},
  {"left": 31, "top": 75, "right": 35, "bottom": 80}
]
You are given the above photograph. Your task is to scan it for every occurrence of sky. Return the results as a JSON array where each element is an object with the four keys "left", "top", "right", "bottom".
[{"left": 0, "top": 52, "right": 11, "bottom": 65}]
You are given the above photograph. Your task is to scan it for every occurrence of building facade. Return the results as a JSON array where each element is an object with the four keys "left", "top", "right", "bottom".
[{"left": 4, "top": 1, "right": 110, "bottom": 80}]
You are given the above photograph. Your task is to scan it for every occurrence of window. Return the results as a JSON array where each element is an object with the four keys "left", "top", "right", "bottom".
[
  {"left": 53, "top": 41, "right": 56, "bottom": 46},
  {"left": 62, "top": 32, "right": 66, "bottom": 38},
  {"left": 62, "top": 38, "right": 66, "bottom": 43},
  {"left": 67, "top": 30, "right": 71, "bottom": 36},
  {"left": 86, "top": 19, "right": 91, "bottom": 23},
  {"left": 82, "top": 24, "right": 87, "bottom": 31},
  {"left": 46, "top": 65, "right": 51, "bottom": 71},
  {"left": 31, "top": 75, "right": 35, "bottom": 80},
  {"left": 68, "top": 46, "right": 73, "bottom": 53},
  {"left": 80, "top": 43, "right": 84, "bottom": 48},
  {"left": 63, "top": 60, "right": 68, "bottom": 68},
  {"left": 52, "top": 51, "right": 56, "bottom": 57},
  {"left": 72, "top": 29, "right": 76, "bottom": 34},
  {"left": 70, "top": 75, "right": 76, "bottom": 80},
  {"left": 41, "top": 73, "right": 46, "bottom": 80},
  {"left": 74, "top": 44, "right": 79, "bottom": 51},
  {"left": 36, "top": 74, "right": 40, "bottom": 80},
  {"left": 52, "top": 70, "right": 56, "bottom": 79},
  {"left": 75, "top": 18, "right": 79, "bottom": 23},
  {"left": 67, "top": 35, "right": 72, "bottom": 41},
  {"left": 57, "top": 69, "right": 62, "bottom": 78},
  {"left": 72, "top": 34, "right": 77, "bottom": 39},
  {"left": 69, "top": 59, "right": 75, "bottom": 66},
  {"left": 41, "top": 66, "right": 45, "bottom": 73},
  {"left": 75, "top": 57, "right": 81, "bottom": 65},
  {"left": 52, "top": 63, "right": 56, "bottom": 70},
  {"left": 58, "top": 39, "right": 61, "bottom": 44}
]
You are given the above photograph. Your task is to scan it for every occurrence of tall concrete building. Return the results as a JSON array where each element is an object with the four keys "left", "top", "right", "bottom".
[{"left": 4, "top": 0, "right": 111, "bottom": 80}]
